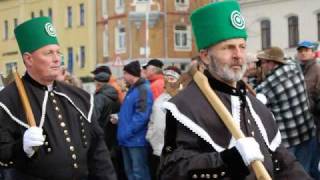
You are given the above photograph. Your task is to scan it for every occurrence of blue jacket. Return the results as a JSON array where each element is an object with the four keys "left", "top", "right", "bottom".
[{"left": 117, "top": 78, "right": 153, "bottom": 147}]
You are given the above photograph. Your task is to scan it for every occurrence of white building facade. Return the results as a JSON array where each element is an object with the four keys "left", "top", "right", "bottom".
[{"left": 239, "top": 0, "right": 320, "bottom": 57}]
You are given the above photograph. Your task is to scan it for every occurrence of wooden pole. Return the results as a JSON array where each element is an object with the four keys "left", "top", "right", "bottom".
[
  {"left": 190, "top": 67, "right": 271, "bottom": 180},
  {"left": 13, "top": 70, "right": 37, "bottom": 127}
]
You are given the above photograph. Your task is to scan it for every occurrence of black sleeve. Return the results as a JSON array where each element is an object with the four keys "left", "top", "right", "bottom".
[
  {"left": 87, "top": 112, "right": 117, "bottom": 180},
  {"left": 272, "top": 145, "right": 312, "bottom": 180},
  {"left": 159, "top": 112, "right": 249, "bottom": 180}
]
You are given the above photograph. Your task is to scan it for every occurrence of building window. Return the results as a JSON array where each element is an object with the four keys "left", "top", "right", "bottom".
[
  {"left": 288, "top": 16, "right": 299, "bottom": 48},
  {"left": 317, "top": 13, "right": 320, "bottom": 41},
  {"left": 102, "top": 0, "right": 108, "bottom": 18},
  {"left": 261, "top": 20, "right": 271, "bottom": 50},
  {"left": 174, "top": 25, "right": 191, "bottom": 51},
  {"left": 135, "top": 0, "right": 149, "bottom": 3},
  {"left": 5, "top": 62, "right": 17, "bottom": 75},
  {"left": 3, "top": 20, "right": 8, "bottom": 40},
  {"left": 14, "top": 18, "right": 18, "bottom": 29},
  {"left": 103, "top": 28, "right": 109, "bottom": 57},
  {"left": 31, "top": 12, "right": 35, "bottom": 18},
  {"left": 39, "top": 10, "right": 44, "bottom": 16},
  {"left": 79, "top": 3, "right": 85, "bottom": 26},
  {"left": 67, "top": 47, "right": 74, "bottom": 73},
  {"left": 115, "top": 0, "right": 124, "bottom": 14},
  {"left": 175, "top": 0, "right": 189, "bottom": 10},
  {"left": 67, "top": 6, "right": 72, "bottom": 28},
  {"left": 115, "top": 26, "right": 126, "bottom": 53},
  {"left": 79, "top": 46, "right": 85, "bottom": 68},
  {"left": 48, "top": 8, "right": 52, "bottom": 18}
]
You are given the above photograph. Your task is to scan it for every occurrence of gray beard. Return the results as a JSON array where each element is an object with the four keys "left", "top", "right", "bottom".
[{"left": 209, "top": 55, "right": 247, "bottom": 82}]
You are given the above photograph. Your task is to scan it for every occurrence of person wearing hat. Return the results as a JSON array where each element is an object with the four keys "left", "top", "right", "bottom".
[
  {"left": 146, "top": 66, "right": 182, "bottom": 179},
  {"left": 159, "top": 1, "right": 310, "bottom": 180},
  {"left": 117, "top": 61, "right": 153, "bottom": 180},
  {"left": 296, "top": 41, "right": 320, "bottom": 179},
  {"left": 0, "top": 17, "right": 116, "bottom": 180},
  {"left": 144, "top": 59, "right": 165, "bottom": 99},
  {"left": 92, "top": 66, "right": 125, "bottom": 103},
  {"left": 255, "top": 46, "right": 315, "bottom": 175}
]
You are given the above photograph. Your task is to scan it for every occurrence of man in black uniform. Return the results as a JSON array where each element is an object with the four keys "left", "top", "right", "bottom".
[
  {"left": 159, "top": 1, "right": 311, "bottom": 179},
  {"left": 0, "top": 17, "right": 116, "bottom": 180}
]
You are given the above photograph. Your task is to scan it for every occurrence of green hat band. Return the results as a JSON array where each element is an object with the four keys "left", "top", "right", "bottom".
[
  {"left": 14, "top": 16, "right": 59, "bottom": 54},
  {"left": 190, "top": 0, "right": 247, "bottom": 50}
]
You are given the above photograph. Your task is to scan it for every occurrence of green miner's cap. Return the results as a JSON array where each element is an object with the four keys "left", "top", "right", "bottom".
[
  {"left": 190, "top": 0, "right": 247, "bottom": 50},
  {"left": 14, "top": 16, "right": 59, "bottom": 54}
]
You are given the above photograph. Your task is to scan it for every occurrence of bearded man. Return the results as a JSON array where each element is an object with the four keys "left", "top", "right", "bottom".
[{"left": 158, "top": 1, "right": 310, "bottom": 179}]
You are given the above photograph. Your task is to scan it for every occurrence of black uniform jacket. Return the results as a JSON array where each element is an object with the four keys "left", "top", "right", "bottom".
[
  {"left": 0, "top": 73, "right": 117, "bottom": 180},
  {"left": 159, "top": 71, "right": 311, "bottom": 180}
]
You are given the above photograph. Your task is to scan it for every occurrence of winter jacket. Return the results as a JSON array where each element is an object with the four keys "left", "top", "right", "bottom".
[{"left": 117, "top": 78, "right": 153, "bottom": 147}]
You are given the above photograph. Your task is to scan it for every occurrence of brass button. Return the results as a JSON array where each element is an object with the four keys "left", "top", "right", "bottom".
[
  {"left": 72, "top": 154, "right": 77, "bottom": 160},
  {"left": 81, "top": 129, "right": 85, "bottom": 133},
  {"left": 44, "top": 141, "right": 49, "bottom": 146},
  {"left": 52, "top": 99, "right": 57, "bottom": 104},
  {"left": 64, "top": 130, "right": 69, "bottom": 135},
  {"left": 58, "top": 114, "right": 63, "bottom": 120},
  {"left": 82, "top": 135, "right": 86, "bottom": 139},
  {"left": 9, "top": 161, "right": 13, "bottom": 165},
  {"left": 66, "top": 137, "right": 71, "bottom": 142},
  {"left": 81, "top": 122, "right": 84, "bottom": 126},
  {"left": 50, "top": 92, "right": 54, "bottom": 97},
  {"left": 73, "top": 163, "right": 78, "bottom": 168},
  {"left": 55, "top": 107, "right": 59, "bottom": 111},
  {"left": 60, "top": 122, "right": 66, "bottom": 127},
  {"left": 200, "top": 174, "right": 205, "bottom": 178},
  {"left": 192, "top": 174, "right": 198, "bottom": 179},
  {"left": 212, "top": 174, "right": 218, "bottom": 179},
  {"left": 206, "top": 174, "right": 210, "bottom": 179},
  {"left": 47, "top": 148, "right": 52, "bottom": 152},
  {"left": 80, "top": 116, "right": 83, "bottom": 120},
  {"left": 251, "top": 131, "right": 255, "bottom": 136},
  {"left": 70, "top": 146, "right": 75, "bottom": 151},
  {"left": 221, "top": 171, "right": 226, "bottom": 176}
]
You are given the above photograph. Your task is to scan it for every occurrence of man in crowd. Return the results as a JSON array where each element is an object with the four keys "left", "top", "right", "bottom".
[
  {"left": 159, "top": 1, "right": 310, "bottom": 179},
  {"left": 146, "top": 66, "right": 182, "bottom": 179},
  {"left": 296, "top": 41, "right": 320, "bottom": 179},
  {"left": 144, "top": 59, "right": 164, "bottom": 99},
  {"left": 255, "top": 46, "right": 316, "bottom": 175},
  {"left": 0, "top": 17, "right": 116, "bottom": 180},
  {"left": 117, "top": 61, "right": 153, "bottom": 180}
]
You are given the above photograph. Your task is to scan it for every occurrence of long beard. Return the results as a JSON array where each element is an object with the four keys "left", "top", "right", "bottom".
[{"left": 209, "top": 55, "right": 247, "bottom": 82}]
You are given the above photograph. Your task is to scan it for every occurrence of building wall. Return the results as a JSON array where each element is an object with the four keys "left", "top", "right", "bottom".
[
  {"left": 96, "top": 0, "right": 210, "bottom": 77},
  {"left": 0, "top": 0, "right": 96, "bottom": 78},
  {"left": 240, "top": 0, "right": 320, "bottom": 57}
]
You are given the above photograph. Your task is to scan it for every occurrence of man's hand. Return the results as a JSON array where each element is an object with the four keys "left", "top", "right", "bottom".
[
  {"left": 23, "top": 127, "right": 45, "bottom": 157},
  {"left": 235, "top": 137, "right": 264, "bottom": 166}
]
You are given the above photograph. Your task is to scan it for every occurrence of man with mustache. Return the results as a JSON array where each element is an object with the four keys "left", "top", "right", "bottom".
[
  {"left": 0, "top": 17, "right": 116, "bottom": 180},
  {"left": 159, "top": 1, "right": 310, "bottom": 179}
]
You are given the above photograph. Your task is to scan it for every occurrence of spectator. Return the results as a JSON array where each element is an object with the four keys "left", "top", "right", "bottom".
[
  {"left": 117, "top": 61, "right": 153, "bottom": 180},
  {"left": 144, "top": 59, "right": 165, "bottom": 99},
  {"left": 256, "top": 46, "right": 316, "bottom": 174}
]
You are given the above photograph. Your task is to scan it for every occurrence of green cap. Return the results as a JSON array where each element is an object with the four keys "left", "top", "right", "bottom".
[
  {"left": 190, "top": 0, "right": 247, "bottom": 50},
  {"left": 14, "top": 16, "right": 59, "bottom": 54}
]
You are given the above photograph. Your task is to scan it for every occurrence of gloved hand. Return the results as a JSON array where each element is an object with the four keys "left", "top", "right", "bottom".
[
  {"left": 235, "top": 137, "right": 264, "bottom": 166},
  {"left": 23, "top": 127, "right": 45, "bottom": 158}
]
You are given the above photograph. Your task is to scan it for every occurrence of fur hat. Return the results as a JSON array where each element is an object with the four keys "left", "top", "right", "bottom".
[
  {"left": 257, "top": 47, "right": 285, "bottom": 64},
  {"left": 123, "top": 61, "right": 141, "bottom": 77}
]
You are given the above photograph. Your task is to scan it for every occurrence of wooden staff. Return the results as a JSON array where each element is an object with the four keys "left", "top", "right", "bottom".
[
  {"left": 13, "top": 70, "right": 37, "bottom": 127},
  {"left": 190, "top": 66, "right": 271, "bottom": 180}
]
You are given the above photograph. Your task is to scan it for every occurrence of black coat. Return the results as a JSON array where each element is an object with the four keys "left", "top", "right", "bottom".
[
  {"left": 159, "top": 71, "right": 311, "bottom": 180},
  {"left": 0, "top": 73, "right": 117, "bottom": 180}
]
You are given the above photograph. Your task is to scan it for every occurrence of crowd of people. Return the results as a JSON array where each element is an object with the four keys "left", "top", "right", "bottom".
[{"left": 1, "top": 0, "right": 320, "bottom": 180}]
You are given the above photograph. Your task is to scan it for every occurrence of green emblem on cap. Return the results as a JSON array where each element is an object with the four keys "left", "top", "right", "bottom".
[
  {"left": 230, "top": 10, "right": 245, "bottom": 29},
  {"left": 45, "top": 22, "right": 56, "bottom": 37}
]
